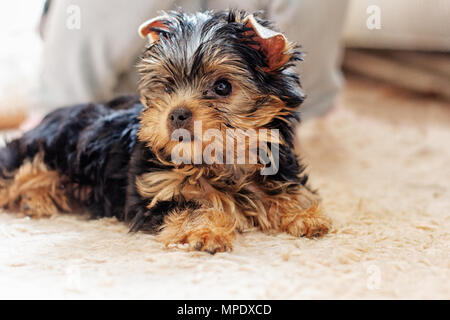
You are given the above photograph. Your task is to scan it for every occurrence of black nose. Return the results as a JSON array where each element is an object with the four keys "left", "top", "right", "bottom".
[{"left": 169, "top": 107, "right": 192, "bottom": 129}]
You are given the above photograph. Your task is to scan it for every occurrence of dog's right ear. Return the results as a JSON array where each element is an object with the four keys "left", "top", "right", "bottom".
[
  {"left": 138, "top": 16, "right": 172, "bottom": 43},
  {"left": 242, "top": 14, "right": 294, "bottom": 72}
]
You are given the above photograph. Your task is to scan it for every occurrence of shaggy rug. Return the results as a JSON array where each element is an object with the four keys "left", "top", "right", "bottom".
[{"left": 0, "top": 77, "right": 449, "bottom": 299}]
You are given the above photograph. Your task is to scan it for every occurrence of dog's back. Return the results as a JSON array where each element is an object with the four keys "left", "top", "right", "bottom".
[{"left": 0, "top": 95, "right": 143, "bottom": 218}]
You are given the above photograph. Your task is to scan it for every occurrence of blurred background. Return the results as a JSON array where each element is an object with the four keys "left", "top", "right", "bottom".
[{"left": 0, "top": 0, "right": 449, "bottom": 129}]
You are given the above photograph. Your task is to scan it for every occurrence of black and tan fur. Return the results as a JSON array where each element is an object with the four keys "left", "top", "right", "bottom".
[{"left": 0, "top": 10, "right": 330, "bottom": 253}]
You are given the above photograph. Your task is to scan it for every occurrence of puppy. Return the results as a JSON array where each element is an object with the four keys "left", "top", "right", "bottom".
[{"left": 0, "top": 10, "right": 331, "bottom": 253}]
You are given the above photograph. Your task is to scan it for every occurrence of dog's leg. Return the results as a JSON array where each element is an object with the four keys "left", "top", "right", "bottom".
[
  {"left": 157, "top": 207, "right": 236, "bottom": 254},
  {"left": 0, "top": 155, "right": 70, "bottom": 218},
  {"left": 265, "top": 188, "right": 331, "bottom": 238}
]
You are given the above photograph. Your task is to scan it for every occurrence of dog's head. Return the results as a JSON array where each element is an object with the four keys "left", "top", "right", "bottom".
[{"left": 137, "top": 10, "right": 304, "bottom": 164}]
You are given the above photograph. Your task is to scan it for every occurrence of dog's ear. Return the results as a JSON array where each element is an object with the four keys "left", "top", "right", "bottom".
[
  {"left": 138, "top": 16, "right": 172, "bottom": 43},
  {"left": 243, "top": 15, "right": 293, "bottom": 72}
]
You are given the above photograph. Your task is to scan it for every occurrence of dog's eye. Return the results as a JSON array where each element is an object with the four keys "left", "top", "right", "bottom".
[
  {"left": 164, "top": 78, "right": 175, "bottom": 94},
  {"left": 164, "top": 85, "right": 173, "bottom": 94},
  {"left": 213, "top": 79, "right": 232, "bottom": 96}
]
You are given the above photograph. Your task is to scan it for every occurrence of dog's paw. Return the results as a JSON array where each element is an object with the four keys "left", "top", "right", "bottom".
[
  {"left": 19, "top": 188, "right": 70, "bottom": 219},
  {"left": 19, "top": 192, "right": 59, "bottom": 218},
  {"left": 161, "top": 228, "right": 234, "bottom": 254},
  {"left": 187, "top": 229, "right": 234, "bottom": 254},
  {"left": 284, "top": 213, "right": 332, "bottom": 238}
]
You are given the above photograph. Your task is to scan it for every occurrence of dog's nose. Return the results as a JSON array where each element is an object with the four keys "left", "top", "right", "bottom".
[{"left": 169, "top": 107, "right": 192, "bottom": 129}]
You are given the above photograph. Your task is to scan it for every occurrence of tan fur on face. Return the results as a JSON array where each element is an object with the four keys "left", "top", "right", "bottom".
[
  {"left": 137, "top": 48, "right": 293, "bottom": 163},
  {"left": 137, "top": 91, "right": 225, "bottom": 160},
  {"left": 0, "top": 155, "right": 70, "bottom": 218}
]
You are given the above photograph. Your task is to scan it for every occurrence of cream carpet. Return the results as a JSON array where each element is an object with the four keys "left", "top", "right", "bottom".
[{"left": 0, "top": 77, "right": 449, "bottom": 299}]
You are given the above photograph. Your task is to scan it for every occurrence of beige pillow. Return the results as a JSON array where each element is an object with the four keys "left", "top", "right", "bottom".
[{"left": 343, "top": 0, "right": 450, "bottom": 51}]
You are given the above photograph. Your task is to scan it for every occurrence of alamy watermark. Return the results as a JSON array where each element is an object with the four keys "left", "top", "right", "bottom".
[
  {"left": 66, "top": 5, "right": 81, "bottom": 30},
  {"left": 170, "top": 121, "right": 280, "bottom": 176},
  {"left": 366, "top": 5, "right": 381, "bottom": 30},
  {"left": 366, "top": 264, "right": 382, "bottom": 290}
]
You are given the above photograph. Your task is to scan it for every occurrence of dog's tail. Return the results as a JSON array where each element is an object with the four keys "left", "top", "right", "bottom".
[
  {"left": 0, "top": 142, "right": 14, "bottom": 208},
  {"left": 0, "top": 139, "right": 25, "bottom": 208},
  {"left": 0, "top": 139, "right": 22, "bottom": 179}
]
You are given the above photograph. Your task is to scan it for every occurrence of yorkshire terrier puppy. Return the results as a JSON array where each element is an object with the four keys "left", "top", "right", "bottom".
[{"left": 0, "top": 10, "right": 330, "bottom": 253}]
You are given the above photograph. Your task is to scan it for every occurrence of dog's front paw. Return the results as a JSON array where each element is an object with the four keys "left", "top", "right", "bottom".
[
  {"left": 284, "top": 212, "right": 332, "bottom": 238},
  {"left": 157, "top": 208, "right": 236, "bottom": 254},
  {"left": 159, "top": 227, "right": 234, "bottom": 254},
  {"left": 186, "top": 229, "right": 234, "bottom": 254}
]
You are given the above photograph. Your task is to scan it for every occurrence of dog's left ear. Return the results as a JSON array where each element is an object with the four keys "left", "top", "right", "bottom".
[
  {"left": 243, "top": 15, "right": 293, "bottom": 72},
  {"left": 138, "top": 15, "right": 172, "bottom": 43}
]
